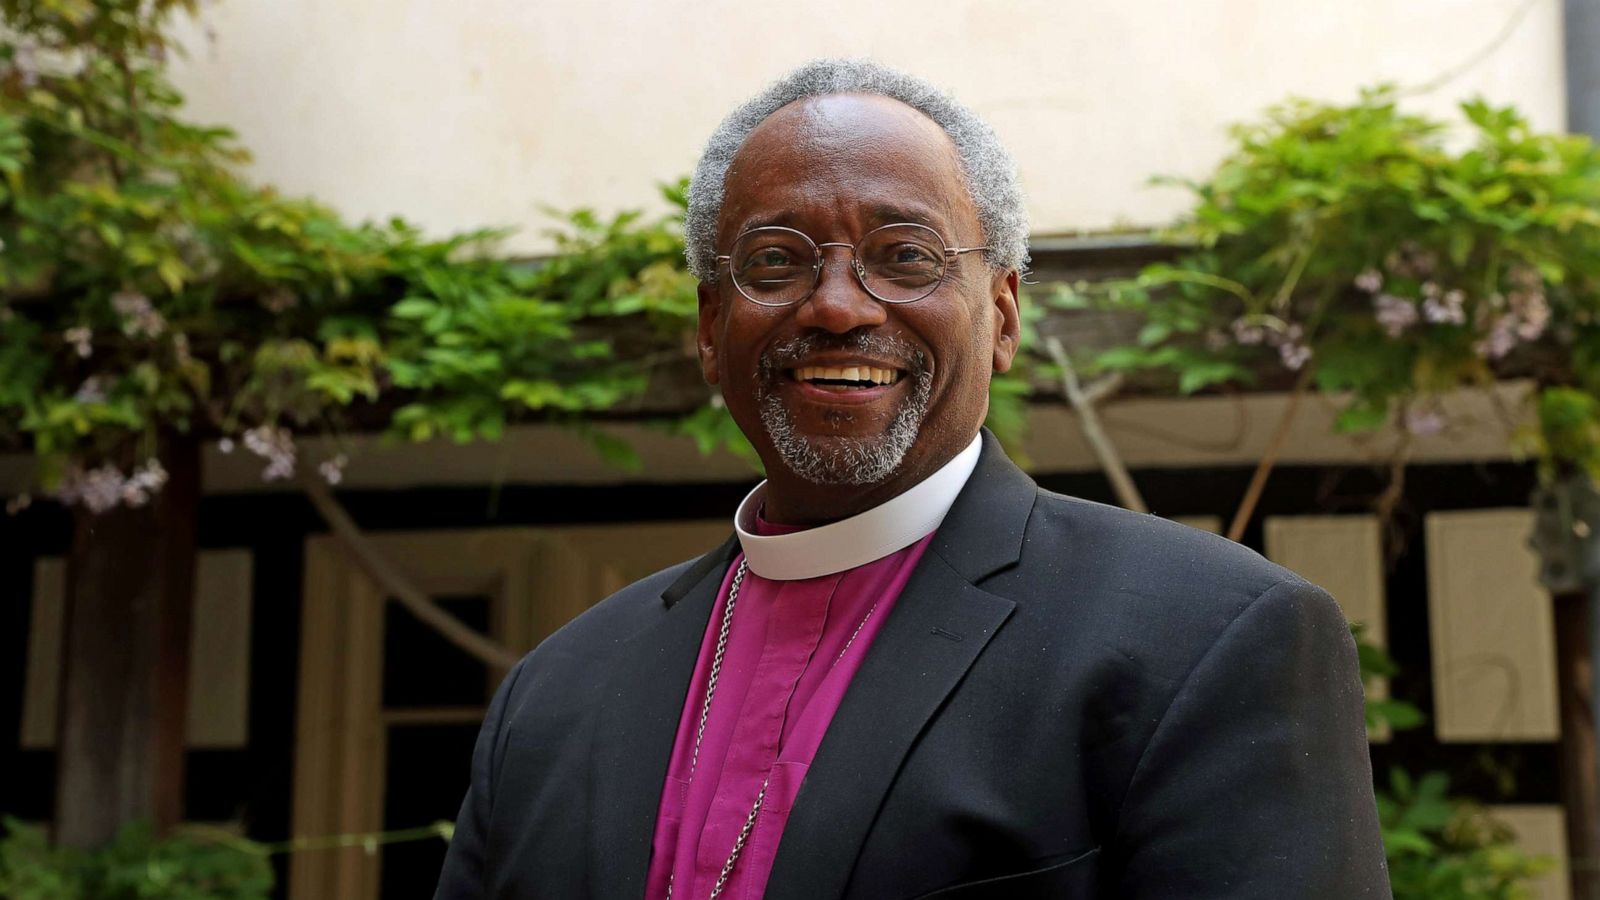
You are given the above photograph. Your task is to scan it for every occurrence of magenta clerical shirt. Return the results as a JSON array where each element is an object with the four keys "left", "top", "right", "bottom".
[{"left": 643, "top": 435, "right": 983, "bottom": 900}]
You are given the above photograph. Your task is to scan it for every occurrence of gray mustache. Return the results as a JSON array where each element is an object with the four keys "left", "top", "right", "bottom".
[{"left": 760, "top": 333, "right": 926, "bottom": 374}]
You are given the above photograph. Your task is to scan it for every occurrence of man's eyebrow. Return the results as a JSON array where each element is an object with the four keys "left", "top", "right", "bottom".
[
  {"left": 734, "top": 204, "right": 952, "bottom": 236},
  {"left": 859, "top": 202, "right": 947, "bottom": 229},
  {"left": 737, "top": 211, "right": 797, "bottom": 232}
]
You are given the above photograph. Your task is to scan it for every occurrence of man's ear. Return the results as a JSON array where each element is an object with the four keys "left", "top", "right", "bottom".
[
  {"left": 990, "top": 269, "right": 1022, "bottom": 374},
  {"left": 696, "top": 281, "right": 722, "bottom": 386}
]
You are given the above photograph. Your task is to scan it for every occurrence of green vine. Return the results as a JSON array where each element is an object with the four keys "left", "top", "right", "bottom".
[
  {"left": 0, "top": 0, "right": 760, "bottom": 512},
  {"left": 1042, "top": 88, "right": 1600, "bottom": 480}
]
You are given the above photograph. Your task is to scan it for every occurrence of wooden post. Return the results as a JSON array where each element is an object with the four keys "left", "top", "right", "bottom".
[
  {"left": 1533, "top": 476, "right": 1600, "bottom": 899},
  {"left": 1554, "top": 588, "right": 1600, "bottom": 899},
  {"left": 54, "top": 436, "right": 200, "bottom": 848}
]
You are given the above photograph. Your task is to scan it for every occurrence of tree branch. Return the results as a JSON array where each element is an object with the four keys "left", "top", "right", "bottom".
[
  {"left": 1226, "top": 366, "right": 1316, "bottom": 542},
  {"left": 300, "top": 473, "right": 521, "bottom": 672},
  {"left": 1044, "top": 337, "right": 1147, "bottom": 514}
]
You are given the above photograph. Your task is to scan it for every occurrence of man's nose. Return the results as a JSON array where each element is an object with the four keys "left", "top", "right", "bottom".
[{"left": 793, "top": 251, "right": 888, "bottom": 333}]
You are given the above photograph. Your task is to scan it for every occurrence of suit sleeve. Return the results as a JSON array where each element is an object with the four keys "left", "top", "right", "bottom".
[
  {"left": 433, "top": 655, "right": 528, "bottom": 900},
  {"left": 1112, "top": 578, "right": 1392, "bottom": 898}
]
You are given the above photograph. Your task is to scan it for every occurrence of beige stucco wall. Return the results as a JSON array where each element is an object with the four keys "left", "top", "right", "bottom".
[{"left": 166, "top": 0, "right": 1566, "bottom": 256}]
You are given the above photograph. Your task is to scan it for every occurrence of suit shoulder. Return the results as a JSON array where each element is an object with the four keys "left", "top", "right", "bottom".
[
  {"left": 1003, "top": 489, "right": 1331, "bottom": 664},
  {"left": 1027, "top": 488, "right": 1308, "bottom": 599},
  {"left": 1002, "top": 488, "right": 1345, "bottom": 716}
]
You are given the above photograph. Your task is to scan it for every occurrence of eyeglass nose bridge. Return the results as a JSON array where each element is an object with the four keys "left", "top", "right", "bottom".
[{"left": 812, "top": 241, "right": 871, "bottom": 293}]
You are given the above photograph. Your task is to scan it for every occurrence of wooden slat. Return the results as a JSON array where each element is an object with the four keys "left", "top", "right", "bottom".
[
  {"left": 290, "top": 542, "right": 385, "bottom": 900},
  {"left": 1426, "top": 510, "right": 1561, "bottom": 742},
  {"left": 20, "top": 559, "right": 65, "bottom": 748},
  {"left": 289, "top": 540, "right": 340, "bottom": 900},
  {"left": 188, "top": 550, "right": 253, "bottom": 747}
]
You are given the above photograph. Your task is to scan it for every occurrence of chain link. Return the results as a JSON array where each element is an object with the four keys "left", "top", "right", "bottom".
[
  {"left": 669, "top": 559, "right": 751, "bottom": 900},
  {"left": 709, "top": 777, "right": 768, "bottom": 899},
  {"left": 690, "top": 560, "right": 746, "bottom": 778},
  {"left": 668, "top": 557, "right": 877, "bottom": 900}
]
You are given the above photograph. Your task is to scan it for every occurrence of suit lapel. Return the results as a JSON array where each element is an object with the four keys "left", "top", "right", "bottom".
[
  {"left": 765, "top": 555, "right": 1015, "bottom": 900},
  {"left": 765, "top": 432, "right": 1038, "bottom": 900},
  {"left": 587, "top": 535, "right": 737, "bottom": 900}
]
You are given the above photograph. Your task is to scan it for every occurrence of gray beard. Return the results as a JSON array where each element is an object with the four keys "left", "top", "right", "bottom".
[{"left": 755, "top": 334, "right": 933, "bottom": 486}]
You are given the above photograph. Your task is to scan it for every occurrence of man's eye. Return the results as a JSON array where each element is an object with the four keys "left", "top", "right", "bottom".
[
  {"left": 741, "top": 247, "right": 800, "bottom": 270},
  {"left": 893, "top": 246, "right": 937, "bottom": 264},
  {"left": 878, "top": 244, "right": 941, "bottom": 270}
]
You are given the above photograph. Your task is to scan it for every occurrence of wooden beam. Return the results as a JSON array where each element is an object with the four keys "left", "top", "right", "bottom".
[
  {"left": 53, "top": 436, "right": 200, "bottom": 848},
  {"left": 1553, "top": 589, "right": 1600, "bottom": 900}
]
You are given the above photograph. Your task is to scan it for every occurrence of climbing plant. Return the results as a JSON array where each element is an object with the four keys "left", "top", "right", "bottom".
[
  {"left": 1049, "top": 89, "right": 1600, "bottom": 497},
  {"left": 0, "top": 0, "right": 736, "bottom": 512}
]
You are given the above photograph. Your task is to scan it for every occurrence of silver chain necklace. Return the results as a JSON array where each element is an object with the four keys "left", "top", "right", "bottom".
[{"left": 667, "top": 559, "right": 882, "bottom": 900}]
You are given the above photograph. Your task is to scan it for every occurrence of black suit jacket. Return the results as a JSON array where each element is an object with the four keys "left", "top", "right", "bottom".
[{"left": 435, "top": 432, "right": 1391, "bottom": 899}]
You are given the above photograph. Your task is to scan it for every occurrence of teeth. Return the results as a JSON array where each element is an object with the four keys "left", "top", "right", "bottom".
[{"left": 795, "top": 365, "right": 901, "bottom": 385}]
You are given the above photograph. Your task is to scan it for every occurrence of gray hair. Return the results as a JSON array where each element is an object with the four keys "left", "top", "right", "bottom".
[{"left": 684, "top": 58, "right": 1029, "bottom": 282}]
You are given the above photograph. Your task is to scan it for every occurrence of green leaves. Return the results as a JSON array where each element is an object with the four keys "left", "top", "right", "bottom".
[
  {"left": 0, "top": 817, "right": 274, "bottom": 900},
  {"left": 1525, "top": 387, "right": 1600, "bottom": 481},
  {"left": 1059, "top": 88, "right": 1600, "bottom": 466},
  {"left": 0, "top": 0, "right": 733, "bottom": 493},
  {"left": 1378, "top": 769, "right": 1551, "bottom": 900}
]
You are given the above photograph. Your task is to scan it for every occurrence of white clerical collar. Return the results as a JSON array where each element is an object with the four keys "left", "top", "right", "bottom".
[{"left": 734, "top": 433, "right": 982, "bottom": 581}]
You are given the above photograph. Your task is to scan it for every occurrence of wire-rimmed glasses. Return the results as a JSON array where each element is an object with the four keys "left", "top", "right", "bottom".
[{"left": 714, "top": 222, "right": 989, "bottom": 307}]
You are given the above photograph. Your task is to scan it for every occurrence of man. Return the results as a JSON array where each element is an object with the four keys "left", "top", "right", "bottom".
[{"left": 435, "top": 59, "right": 1389, "bottom": 899}]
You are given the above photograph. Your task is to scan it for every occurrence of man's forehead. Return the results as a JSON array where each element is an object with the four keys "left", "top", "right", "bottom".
[
  {"left": 735, "top": 93, "right": 959, "bottom": 172},
  {"left": 720, "top": 93, "right": 973, "bottom": 235}
]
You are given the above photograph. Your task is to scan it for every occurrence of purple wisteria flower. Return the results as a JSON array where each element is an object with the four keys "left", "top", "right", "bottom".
[
  {"left": 121, "top": 459, "right": 170, "bottom": 507},
  {"left": 73, "top": 376, "right": 106, "bottom": 404},
  {"left": 1230, "top": 318, "right": 1267, "bottom": 345},
  {"left": 13, "top": 44, "right": 38, "bottom": 89},
  {"left": 1423, "top": 288, "right": 1467, "bottom": 325},
  {"left": 318, "top": 454, "right": 348, "bottom": 485},
  {"left": 1475, "top": 318, "right": 1517, "bottom": 360},
  {"left": 1278, "top": 342, "right": 1313, "bottom": 371},
  {"left": 1509, "top": 289, "right": 1549, "bottom": 341},
  {"left": 1264, "top": 323, "right": 1311, "bottom": 370},
  {"left": 1374, "top": 294, "right": 1418, "bottom": 337},
  {"left": 54, "top": 458, "right": 169, "bottom": 513},
  {"left": 1403, "top": 407, "right": 1446, "bottom": 436},
  {"left": 63, "top": 325, "right": 93, "bottom": 358},
  {"left": 243, "top": 425, "right": 297, "bottom": 481},
  {"left": 111, "top": 290, "right": 166, "bottom": 339}
]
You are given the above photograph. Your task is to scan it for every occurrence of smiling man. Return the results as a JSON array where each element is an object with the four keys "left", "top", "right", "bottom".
[{"left": 434, "top": 60, "right": 1390, "bottom": 900}]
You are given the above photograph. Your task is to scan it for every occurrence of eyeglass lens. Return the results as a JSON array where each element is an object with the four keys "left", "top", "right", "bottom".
[{"left": 729, "top": 224, "right": 948, "bottom": 306}]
